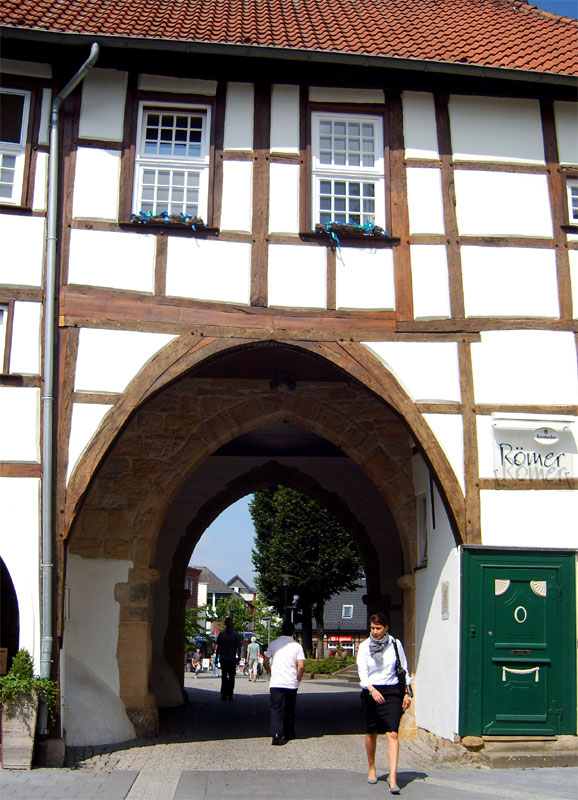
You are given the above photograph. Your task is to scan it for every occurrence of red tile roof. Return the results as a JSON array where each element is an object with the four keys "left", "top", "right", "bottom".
[{"left": 1, "top": 0, "right": 577, "bottom": 77}]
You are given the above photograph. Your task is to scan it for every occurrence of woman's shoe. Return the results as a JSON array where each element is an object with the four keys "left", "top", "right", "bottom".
[
  {"left": 387, "top": 777, "right": 401, "bottom": 794},
  {"left": 367, "top": 777, "right": 378, "bottom": 784}
]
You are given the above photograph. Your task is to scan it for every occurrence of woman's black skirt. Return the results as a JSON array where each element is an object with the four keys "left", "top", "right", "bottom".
[{"left": 361, "top": 684, "right": 403, "bottom": 734}]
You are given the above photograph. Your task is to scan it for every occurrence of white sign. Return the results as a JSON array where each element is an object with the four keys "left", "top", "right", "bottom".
[{"left": 493, "top": 423, "right": 576, "bottom": 480}]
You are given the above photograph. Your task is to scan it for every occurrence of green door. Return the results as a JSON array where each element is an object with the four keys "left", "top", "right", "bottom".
[{"left": 460, "top": 549, "right": 576, "bottom": 737}]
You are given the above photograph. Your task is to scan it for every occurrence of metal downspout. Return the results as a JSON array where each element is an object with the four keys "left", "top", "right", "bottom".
[{"left": 40, "top": 42, "right": 99, "bottom": 732}]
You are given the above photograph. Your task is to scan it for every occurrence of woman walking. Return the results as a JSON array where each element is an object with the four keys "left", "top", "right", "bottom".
[{"left": 357, "top": 612, "right": 413, "bottom": 794}]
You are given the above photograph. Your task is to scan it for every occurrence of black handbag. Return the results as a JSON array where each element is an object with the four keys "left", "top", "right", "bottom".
[{"left": 392, "top": 637, "right": 406, "bottom": 694}]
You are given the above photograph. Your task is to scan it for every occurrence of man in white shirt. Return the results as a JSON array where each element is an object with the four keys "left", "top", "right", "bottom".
[{"left": 264, "top": 620, "right": 305, "bottom": 746}]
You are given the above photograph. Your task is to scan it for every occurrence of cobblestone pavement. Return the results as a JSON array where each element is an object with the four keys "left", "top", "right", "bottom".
[
  {"left": 64, "top": 675, "right": 446, "bottom": 773},
  {"left": 2, "top": 676, "right": 577, "bottom": 799}
]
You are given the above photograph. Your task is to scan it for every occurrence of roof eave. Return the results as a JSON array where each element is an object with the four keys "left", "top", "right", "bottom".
[{"left": 1, "top": 26, "right": 576, "bottom": 87}]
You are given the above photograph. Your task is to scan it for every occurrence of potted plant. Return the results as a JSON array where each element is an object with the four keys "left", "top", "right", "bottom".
[{"left": 0, "top": 649, "right": 58, "bottom": 769}]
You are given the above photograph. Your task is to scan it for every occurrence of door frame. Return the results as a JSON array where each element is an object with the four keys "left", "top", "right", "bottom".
[{"left": 459, "top": 546, "right": 576, "bottom": 737}]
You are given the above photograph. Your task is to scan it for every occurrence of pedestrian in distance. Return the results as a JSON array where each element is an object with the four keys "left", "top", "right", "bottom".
[
  {"left": 209, "top": 653, "right": 219, "bottom": 678},
  {"left": 247, "top": 635, "right": 260, "bottom": 682},
  {"left": 192, "top": 648, "right": 202, "bottom": 677},
  {"left": 264, "top": 620, "right": 305, "bottom": 746},
  {"left": 215, "top": 617, "right": 242, "bottom": 700},
  {"left": 357, "top": 612, "right": 413, "bottom": 794}
]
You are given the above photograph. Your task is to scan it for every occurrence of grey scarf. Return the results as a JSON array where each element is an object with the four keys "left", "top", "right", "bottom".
[{"left": 369, "top": 632, "right": 390, "bottom": 660}]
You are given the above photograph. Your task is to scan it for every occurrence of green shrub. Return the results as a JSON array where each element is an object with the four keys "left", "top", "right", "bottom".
[
  {"left": 304, "top": 654, "right": 356, "bottom": 674},
  {"left": 0, "top": 650, "right": 59, "bottom": 721}
]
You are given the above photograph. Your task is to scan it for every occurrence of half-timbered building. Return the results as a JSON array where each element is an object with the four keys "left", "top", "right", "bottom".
[{"left": 0, "top": 0, "right": 576, "bottom": 759}]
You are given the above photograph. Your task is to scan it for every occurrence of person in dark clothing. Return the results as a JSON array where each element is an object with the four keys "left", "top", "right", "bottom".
[{"left": 215, "top": 617, "right": 242, "bottom": 700}]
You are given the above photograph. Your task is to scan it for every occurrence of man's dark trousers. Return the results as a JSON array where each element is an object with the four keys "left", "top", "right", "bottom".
[
  {"left": 270, "top": 687, "right": 298, "bottom": 738},
  {"left": 220, "top": 658, "right": 236, "bottom": 699}
]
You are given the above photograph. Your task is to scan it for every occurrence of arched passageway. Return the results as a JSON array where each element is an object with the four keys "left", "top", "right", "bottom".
[
  {"left": 1, "top": 557, "right": 20, "bottom": 671},
  {"left": 63, "top": 342, "right": 464, "bottom": 743}
]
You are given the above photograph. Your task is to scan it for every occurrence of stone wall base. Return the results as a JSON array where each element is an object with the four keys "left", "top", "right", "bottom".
[{"left": 126, "top": 708, "right": 159, "bottom": 739}]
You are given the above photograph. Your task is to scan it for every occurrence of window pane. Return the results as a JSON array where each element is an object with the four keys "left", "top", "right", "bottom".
[
  {"left": 158, "top": 171, "right": 170, "bottom": 185},
  {"left": 334, "top": 182, "right": 346, "bottom": 195},
  {"left": 349, "top": 198, "right": 360, "bottom": 212},
  {"left": 349, "top": 154, "right": 360, "bottom": 166},
  {"left": 1, "top": 154, "right": 16, "bottom": 169},
  {"left": 320, "top": 180, "right": 331, "bottom": 194},
  {"left": 363, "top": 184, "right": 375, "bottom": 197},
  {"left": 334, "top": 122, "right": 346, "bottom": 136},
  {"left": 362, "top": 123, "right": 374, "bottom": 137},
  {"left": 348, "top": 123, "right": 360, "bottom": 136},
  {"left": 335, "top": 198, "right": 346, "bottom": 211},
  {"left": 0, "top": 93, "right": 25, "bottom": 144},
  {"left": 319, "top": 152, "right": 331, "bottom": 165}
]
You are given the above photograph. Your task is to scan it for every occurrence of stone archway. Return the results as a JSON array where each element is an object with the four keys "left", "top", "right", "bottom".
[{"left": 65, "top": 340, "right": 465, "bottom": 736}]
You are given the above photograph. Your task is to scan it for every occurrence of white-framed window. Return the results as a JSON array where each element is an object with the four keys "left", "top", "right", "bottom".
[
  {"left": 311, "top": 112, "right": 385, "bottom": 228},
  {"left": 133, "top": 102, "right": 211, "bottom": 219},
  {"left": 567, "top": 178, "right": 578, "bottom": 225},
  {"left": 417, "top": 493, "right": 428, "bottom": 568},
  {"left": 0, "top": 89, "right": 31, "bottom": 205},
  {"left": 342, "top": 604, "right": 354, "bottom": 619}
]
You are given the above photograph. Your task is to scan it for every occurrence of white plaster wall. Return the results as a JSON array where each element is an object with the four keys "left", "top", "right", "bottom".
[
  {"left": 0, "top": 477, "right": 41, "bottom": 665},
  {"left": 554, "top": 101, "right": 578, "bottom": 166},
  {"left": 223, "top": 83, "right": 254, "bottom": 150},
  {"left": 410, "top": 245, "right": 451, "bottom": 319},
  {"left": 220, "top": 160, "right": 253, "bottom": 232},
  {"left": 0, "top": 387, "right": 40, "bottom": 461},
  {"left": 413, "top": 456, "right": 460, "bottom": 740},
  {"left": 309, "top": 87, "right": 384, "bottom": 104},
  {"left": 471, "top": 330, "right": 578, "bottom": 405},
  {"left": 0, "top": 59, "right": 51, "bottom": 78},
  {"left": 336, "top": 248, "right": 395, "bottom": 310},
  {"left": 166, "top": 238, "right": 251, "bottom": 304},
  {"left": 79, "top": 69, "right": 128, "bottom": 141},
  {"left": 75, "top": 329, "right": 176, "bottom": 393},
  {"left": 481, "top": 490, "right": 578, "bottom": 549},
  {"left": 449, "top": 96, "right": 545, "bottom": 163},
  {"left": 461, "top": 246, "right": 559, "bottom": 318},
  {"left": 570, "top": 250, "right": 578, "bottom": 319},
  {"left": 270, "top": 84, "right": 300, "bottom": 153},
  {"left": 406, "top": 168, "right": 445, "bottom": 234},
  {"left": 402, "top": 92, "right": 439, "bottom": 160},
  {"left": 67, "top": 403, "right": 113, "bottom": 483},
  {"left": 269, "top": 163, "right": 300, "bottom": 234},
  {"left": 68, "top": 228, "right": 156, "bottom": 293},
  {"left": 365, "top": 342, "right": 461, "bottom": 402},
  {"left": 454, "top": 172, "right": 553, "bottom": 237},
  {"left": 0, "top": 215, "right": 45, "bottom": 287},
  {"left": 72, "top": 148, "right": 121, "bottom": 221},
  {"left": 423, "top": 413, "right": 465, "bottom": 492},
  {"left": 32, "top": 151, "right": 48, "bottom": 211},
  {"left": 137, "top": 74, "right": 217, "bottom": 95},
  {"left": 63, "top": 554, "right": 136, "bottom": 745},
  {"left": 268, "top": 244, "right": 326, "bottom": 308},
  {"left": 38, "top": 89, "right": 51, "bottom": 147},
  {"left": 63, "top": 655, "right": 136, "bottom": 746},
  {"left": 10, "top": 301, "right": 42, "bottom": 375}
]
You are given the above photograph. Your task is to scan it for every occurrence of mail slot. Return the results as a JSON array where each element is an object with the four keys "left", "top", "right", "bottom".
[{"left": 510, "top": 649, "right": 531, "bottom": 655}]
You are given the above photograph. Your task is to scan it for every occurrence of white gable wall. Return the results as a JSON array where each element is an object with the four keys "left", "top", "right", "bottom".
[
  {"left": 72, "top": 148, "right": 121, "bottom": 221},
  {"left": 449, "top": 95, "right": 545, "bottom": 163},
  {"left": 454, "top": 171, "right": 553, "bottom": 237},
  {"left": 413, "top": 454, "right": 460, "bottom": 741},
  {"left": 79, "top": 69, "right": 128, "bottom": 141},
  {"left": 0, "top": 215, "right": 45, "bottom": 287},
  {"left": 10, "top": 301, "right": 42, "bottom": 375},
  {"left": 402, "top": 91, "right": 439, "bottom": 160}
]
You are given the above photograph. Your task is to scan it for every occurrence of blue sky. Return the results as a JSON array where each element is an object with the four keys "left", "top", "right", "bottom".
[
  {"left": 191, "top": 0, "right": 577, "bottom": 586},
  {"left": 532, "top": 0, "right": 577, "bottom": 16},
  {"left": 190, "top": 495, "right": 256, "bottom": 584}
]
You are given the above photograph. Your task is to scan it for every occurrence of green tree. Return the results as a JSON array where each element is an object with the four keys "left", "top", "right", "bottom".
[
  {"left": 184, "top": 603, "right": 216, "bottom": 650},
  {"left": 214, "top": 592, "right": 253, "bottom": 632},
  {"left": 250, "top": 487, "right": 363, "bottom": 655}
]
